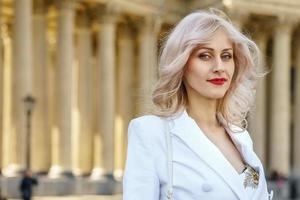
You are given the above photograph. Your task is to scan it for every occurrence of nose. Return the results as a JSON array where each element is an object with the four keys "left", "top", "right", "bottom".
[{"left": 212, "top": 57, "right": 225, "bottom": 72}]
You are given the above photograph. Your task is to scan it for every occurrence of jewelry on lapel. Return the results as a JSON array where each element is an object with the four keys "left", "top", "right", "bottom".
[{"left": 243, "top": 164, "right": 259, "bottom": 189}]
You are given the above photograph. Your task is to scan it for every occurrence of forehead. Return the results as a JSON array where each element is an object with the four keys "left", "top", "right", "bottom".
[{"left": 200, "top": 29, "right": 233, "bottom": 50}]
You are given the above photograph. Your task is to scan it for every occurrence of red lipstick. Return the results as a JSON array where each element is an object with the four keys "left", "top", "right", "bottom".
[{"left": 207, "top": 78, "right": 227, "bottom": 85}]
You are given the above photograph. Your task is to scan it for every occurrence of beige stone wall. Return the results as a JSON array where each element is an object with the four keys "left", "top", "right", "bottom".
[{"left": 0, "top": 0, "right": 299, "bottom": 178}]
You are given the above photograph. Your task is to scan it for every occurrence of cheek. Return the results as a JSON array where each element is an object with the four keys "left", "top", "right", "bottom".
[
  {"left": 227, "top": 65, "right": 235, "bottom": 88},
  {"left": 186, "top": 60, "right": 197, "bottom": 74},
  {"left": 228, "top": 63, "right": 235, "bottom": 79},
  {"left": 185, "top": 67, "right": 206, "bottom": 85},
  {"left": 186, "top": 61, "right": 207, "bottom": 79},
  {"left": 184, "top": 62, "right": 195, "bottom": 82}
]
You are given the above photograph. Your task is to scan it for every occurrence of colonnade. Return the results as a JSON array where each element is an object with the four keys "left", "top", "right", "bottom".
[
  {"left": 246, "top": 16, "right": 300, "bottom": 176},
  {"left": 0, "top": 0, "right": 299, "bottom": 179},
  {"left": 0, "top": 0, "right": 158, "bottom": 178}
]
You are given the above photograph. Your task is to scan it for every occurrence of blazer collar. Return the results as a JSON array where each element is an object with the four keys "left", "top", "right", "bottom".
[{"left": 168, "top": 110, "right": 263, "bottom": 200}]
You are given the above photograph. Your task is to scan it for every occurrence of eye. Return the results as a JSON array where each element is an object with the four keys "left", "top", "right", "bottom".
[
  {"left": 221, "top": 53, "right": 233, "bottom": 61},
  {"left": 198, "top": 53, "right": 211, "bottom": 61}
]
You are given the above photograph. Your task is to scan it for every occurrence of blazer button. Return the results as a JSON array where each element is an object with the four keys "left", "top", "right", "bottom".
[{"left": 201, "top": 183, "right": 212, "bottom": 192}]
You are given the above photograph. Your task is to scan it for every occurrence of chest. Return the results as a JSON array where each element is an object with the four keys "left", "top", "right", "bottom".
[
  {"left": 201, "top": 127, "right": 246, "bottom": 174},
  {"left": 155, "top": 135, "right": 241, "bottom": 200}
]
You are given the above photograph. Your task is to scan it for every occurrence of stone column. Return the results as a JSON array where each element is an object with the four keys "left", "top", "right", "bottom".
[
  {"left": 4, "top": 0, "right": 33, "bottom": 175},
  {"left": 73, "top": 10, "right": 93, "bottom": 175},
  {"left": 2, "top": 23, "right": 13, "bottom": 176},
  {"left": 49, "top": 0, "right": 74, "bottom": 177},
  {"left": 0, "top": 2, "right": 10, "bottom": 175},
  {"left": 293, "top": 36, "right": 300, "bottom": 177},
  {"left": 248, "top": 29, "right": 268, "bottom": 166},
  {"left": 270, "top": 16, "right": 294, "bottom": 175},
  {"left": 115, "top": 24, "right": 134, "bottom": 178},
  {"left": 47, "top": 27, "right": 57, "bottom": 175},
  {"left": 31, "top": 0, "right": 49, "bottom": 173},
  {"left": 136, "top": 16, "right": 160, "bottom": 115},
  {"left": 91, "top": 9, "right": 117, "bottom": 179},
  {"left": 91, "top": 55, "right": 102, "bottom": 178},
  {"left": 0, "top": 0, "right": 3, "bottom": 170}
]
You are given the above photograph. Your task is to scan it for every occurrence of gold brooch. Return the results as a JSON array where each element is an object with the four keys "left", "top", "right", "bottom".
[{"left": 243, "top": 165, "right": 259, "bottom": 189}]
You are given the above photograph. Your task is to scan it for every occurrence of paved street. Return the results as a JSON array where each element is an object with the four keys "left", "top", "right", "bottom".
[{"left": 9, "top": 194, "right": 122, "bottom": 200}]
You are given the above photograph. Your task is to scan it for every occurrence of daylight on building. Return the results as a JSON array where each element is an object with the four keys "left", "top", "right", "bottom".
[{"left": 0, "top": 0, "right": 299, "bottom": 198}]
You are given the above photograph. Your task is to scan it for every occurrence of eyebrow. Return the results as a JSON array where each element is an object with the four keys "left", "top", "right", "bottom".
[{"left": 198, "top": 47, "right": 233, "bottom": 52}]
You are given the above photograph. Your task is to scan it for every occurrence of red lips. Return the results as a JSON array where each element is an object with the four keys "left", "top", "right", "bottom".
[{"left": 207, "top": 78, "right": 227, "bottom": 85}]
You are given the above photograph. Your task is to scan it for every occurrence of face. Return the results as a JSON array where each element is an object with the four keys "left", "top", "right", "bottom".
[{"left": 183, "top": 29, "right": 235, "bottom": 101}]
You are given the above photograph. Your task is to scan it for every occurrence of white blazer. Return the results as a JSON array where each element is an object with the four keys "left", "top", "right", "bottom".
[{"left": 123, "top": 110, "right": 273, "bottom": 200}]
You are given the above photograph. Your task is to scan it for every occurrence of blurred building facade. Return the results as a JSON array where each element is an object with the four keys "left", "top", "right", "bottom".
[{"left": 0, "top": 0, "right": 300, "bottom": 196}]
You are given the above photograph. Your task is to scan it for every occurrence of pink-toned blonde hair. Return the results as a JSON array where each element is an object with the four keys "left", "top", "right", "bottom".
[{"left": 151, "top": 9, "right": 263, "bottom": 130}]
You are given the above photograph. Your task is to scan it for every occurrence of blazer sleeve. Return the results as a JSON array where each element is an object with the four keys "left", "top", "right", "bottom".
[{"left": 123, "top": 119, "right": 160, "bottom": 200}]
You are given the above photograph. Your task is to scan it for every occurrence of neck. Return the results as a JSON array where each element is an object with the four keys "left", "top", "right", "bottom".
[{"left": 186, "top": 92, "right": 220, "bottom": 129}]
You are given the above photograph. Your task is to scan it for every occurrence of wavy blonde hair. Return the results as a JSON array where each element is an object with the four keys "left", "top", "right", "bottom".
[{"left": 151, "top": 9, "right": 263, "bottom": 130}]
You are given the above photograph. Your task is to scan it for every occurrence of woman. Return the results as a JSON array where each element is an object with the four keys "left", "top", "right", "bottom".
[{"left": 123, "top": 10, "right": 273, "bottom": 200}]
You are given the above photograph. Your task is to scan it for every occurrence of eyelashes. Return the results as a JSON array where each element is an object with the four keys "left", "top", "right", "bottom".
[
  {"left": 198, "top": 54, "right": 211, "bottom": 60},
  {"left": 197, "top": 52, "right": 233, "bottom": 61},
  {"left": 221, "top": 54, "right": 233, "bottom": 60}
]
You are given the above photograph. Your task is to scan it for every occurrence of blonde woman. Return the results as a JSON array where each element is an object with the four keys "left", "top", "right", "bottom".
[{"left": 123, "top": 10, "right": 273, "bottom": 200}]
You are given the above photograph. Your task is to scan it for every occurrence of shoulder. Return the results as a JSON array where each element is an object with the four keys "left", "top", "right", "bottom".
[
  {"left": 128, "top": 115, "right": 166, "bottom": 143},
  {"left": 129, "top": 115, "right": 165, "bottom": 128}
]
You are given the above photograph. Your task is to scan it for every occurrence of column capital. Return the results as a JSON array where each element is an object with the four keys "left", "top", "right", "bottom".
[
  {"left": 293, "top": 25, "right": 300, "bottom": 45},
  {"left": 76, "top": 9, "right": 91, "bottom": 29},
  {"left": 293, "top": 27, "right": 300, "bottom": 67},
  {"left": 249, "top": 19, "right": 272, "bottom": 38},
  {"left": 274, "top": 14, "right": 298, "bottom": 33},
  {"left": 118, "top": 22, "right": 134, "bottom": 39},
  {"left": 96, "top": 4, "right": 120, "bottom": 24},
  {"left": 137, "top": 15, "right": 161, "bottom": 35},
  {"left": 56, "top": 0, "right": 75, "bottom": 10},
  {"left": 33, "top": 0, "right": 46, "bottom": 15}
]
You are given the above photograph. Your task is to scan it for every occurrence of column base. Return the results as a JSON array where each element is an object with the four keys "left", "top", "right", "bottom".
[
  {"left": 113, "top": 169, "right": 123, "bottom": 181},
  {"left": 89, "top": 172, "right": 120, "bottom": 195},
  {"left": 90, "top": 167, "right": 105, "bottom": 180},
  {"left": 1, "top": 164, "right": 25, "bottom": 177},
  {"left": 48, "top": 165, "right": 74, "bottom": 179},
  {"left": 89, "top": 167, "right": 121, "bottom": 195},
  {"left": 90, "top": 167, "right": 117, "bottom": 181}
]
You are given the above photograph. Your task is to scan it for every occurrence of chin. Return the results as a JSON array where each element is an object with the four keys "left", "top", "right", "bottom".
[{"left": 205, "top": 92, "right": 226, "bottom": 100}]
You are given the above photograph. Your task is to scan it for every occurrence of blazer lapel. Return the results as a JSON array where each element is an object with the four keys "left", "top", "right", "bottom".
[
  {"left": 169, "top": 110, "right": 247, "bottom": 200},
  {"left": 225, "top": 126, "right": 269, "bottom": 199},
  {"left": 225, "top": 126, "right": 261, "bottom": 170}
]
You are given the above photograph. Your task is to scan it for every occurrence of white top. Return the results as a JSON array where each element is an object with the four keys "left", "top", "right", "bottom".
[{"left": 123, "top": 111, "right": 273, "bottom": 200}]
